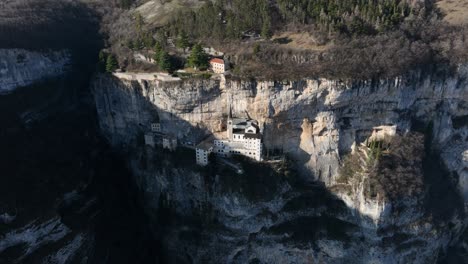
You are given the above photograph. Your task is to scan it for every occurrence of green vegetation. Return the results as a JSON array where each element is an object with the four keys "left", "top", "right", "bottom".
[
  {"left": 126, "top": 32, "right": 155, "bottom": 51},
  {"left": 102, "top": 0, "right": 467, "bottom": 79},
  {"left": 165, "top": 0, "right": 414, "bottom": 41},
  {"left": 151, "top": 44, "right": 175, "bottom": 72},
  {"left": 97, "top": 51, "right": 106, "bottom": 72},
  {"left": 97, "top": 51, "right": 119, "bottom": 73},
  {"left": 337, "top": 152, "right": 361, "bottom": 184},
  {"left": 187, "top": 43, "right": 208, "bottom": 69},
  {"left": 261, "top": 17, "right": 272, "bottom": 39},
  {"left": 367, "top": 140, "right": 385, "bottom": 167},
  {"left": 253, "top": 43, "right": 261, "bottom": 56},
  {"left": 176, "top": 31, "right": 190, "bottom": 51},
  {"left": 175, "top": 72, "right": 212, "bottom": 79},
  {"left": 105, "top": 54, "right": 119, "bottom": 73},
  {"left": 277, "top": 0, "right": 411, "bottom": 34},
  {"left": 157, "top": 50, "right": 173, "bottom": 72},
  {"left": 337, "top": 140, "right": 386, "bottom": 184},
  {"left": 166, "top": 0, "right": 272, "bottom": 40},
  {"left": 123, "top": 12, "right": 157, "bottom": 51},
  {"left": 337, "top": 134, "right": 426, "bottom": 201},
  {"left": 153, "top": 42, "right": 162, "bottom": 56},
  {"left": 118, "top": 0, "right": 134, "bottom": 9}
]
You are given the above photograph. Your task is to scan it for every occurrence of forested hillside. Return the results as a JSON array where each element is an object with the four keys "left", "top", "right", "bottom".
[
  {"left": 166, "top": 0, "right": 421, "bottom": 40},
  {"left": 94, "top": 0, "right": 468, "bottom": 79}
]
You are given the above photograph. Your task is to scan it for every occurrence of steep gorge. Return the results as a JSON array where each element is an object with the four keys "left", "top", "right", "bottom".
[{"left": 0, "top": 1, "right": 162, "bottom": 262}]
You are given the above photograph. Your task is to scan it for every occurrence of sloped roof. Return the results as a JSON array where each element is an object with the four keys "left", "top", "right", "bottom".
[{"left": 210, "top": 58, "right": 224, "bottom": 64}]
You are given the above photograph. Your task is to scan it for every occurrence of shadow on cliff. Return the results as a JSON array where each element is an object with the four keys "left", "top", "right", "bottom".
[
  {"left": 412, "top": 120, "right": 466, "bottom": 224},
  {"left": 93, "top": 75, "right": 383, "bottom": 263},
  {"left": 328, "top": 75, "right": 466, "bottom": 259},
  {"left": 94, "top": 72, "right": 466, "bottom": 262},
  {"left": 321, "top": 75, "right": 465, "bottom": 225},
  {"left": 0, "top": 0, "right": 102, "bottom": 52},
  {"left": 0, "top": 2, "right": 164, "bottom": 263}
]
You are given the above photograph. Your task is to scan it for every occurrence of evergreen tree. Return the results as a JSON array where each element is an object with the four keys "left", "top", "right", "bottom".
[
  {"left": 261, "top": 18, "right": 272, "bottom": 39},
  {"left": 188, "top": 43, "right": 208, "bottom": 70},
  {"left": 158, "top": 51, "right": 172, "bottom": 72},
  {"left": 135, "top": 13, "right": 144, "bottom": 33},
  {"left": 143, "top": 33, "right": 155, "bottom": 49},
  {"left": 153, "top": 42, "right": 162, "bottom": 63},
  {"left": 253, "top": 43, "right": 261, "bottom": 56},
  {"left": 97, "top": 51, "right": 107, "bottom": 73},
  {"left": 106, "top": 54, "right": 118, "bottom": 73},
  {"left": 125, "top": 39, "right": 134, "bottom": 50},
  {"left": 98, "top": 51, "right": 106, "bottom": 64},
  {"left": 119, "top": 0, "right": 133, "bottom": 9},
  {"left": 176, "top": 31, "right": 190, "bottom": 52}
]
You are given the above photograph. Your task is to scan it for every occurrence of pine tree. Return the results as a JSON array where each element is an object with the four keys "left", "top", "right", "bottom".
[
  {"left": 188, "top": 43, "right": 208, "bottom": 70},
  {"left": 176, "top": 31, "right": 190, "bottom": 52},
  {"left": 126, "top": 39, "right": 134, "bottom": 50},
  {"left": 261, "top": 18, "right": 272, "bottom": 39},
  {"left": 105, "top": 54, "right": 118, "bottom": 73},
  {"left": 153, "top": 42, "right": 162, "bottom": 63},
  {"left": 253, "top": 43, "right": 261, "bottom": 56},
  {"left": 97, "top": 51, "right": 107, "bottom": 72},
  {"left": 158, "top": 51, "right": 172, "bottom": 72},
  {"left": 135, "top": 13, "right": 144, "bottom": 33},
  {"left": 143, "top": 33, "right": 155, "bottom": 49},
  {"left": 119, "top": 0, "right": 133, "bottom": 9},
  {"left": 98, "top": 50, "right": 106, "bottom": 63}
]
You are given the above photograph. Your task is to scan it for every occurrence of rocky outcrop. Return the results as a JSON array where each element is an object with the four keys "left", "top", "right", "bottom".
[
  {"left": 94, "top": 68, "right": 467, "bottom": 194},
  {"left": 92, "top": 66, "right": 468, "bottom": 263},
  {"left": 0, "top": 49, "right": 70, "bottom": 93}
]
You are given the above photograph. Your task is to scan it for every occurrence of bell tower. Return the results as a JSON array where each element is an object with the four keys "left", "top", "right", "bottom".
[{"left": 227, "top": 104, "right": 233, "bottom": 140}]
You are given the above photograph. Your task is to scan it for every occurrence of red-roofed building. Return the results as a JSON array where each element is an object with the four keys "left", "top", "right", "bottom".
[{"left": 210, "top": 58, "right": 226, "bottom": 74}]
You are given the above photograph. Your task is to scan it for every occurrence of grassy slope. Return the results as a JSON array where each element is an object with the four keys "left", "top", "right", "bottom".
[
  {"left": 437, "top": 0, "right": 468, "bottom": 25},
  {"left": 136, "top": 0, "right": 206, "bottom": 26}
]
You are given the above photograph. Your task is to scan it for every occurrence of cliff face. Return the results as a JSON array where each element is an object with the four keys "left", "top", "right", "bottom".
[
  {"left": 93, "top": 68, "right": 467, "bottom": 195},
  {"left": 0, "top": 49, "right": 70, "bottom": 94},
  {"left": 92, "top": 67, "right": 468, "bottom": 263},
  {"left": 0, "top": 48, "right": 160, "bottom": 263}
]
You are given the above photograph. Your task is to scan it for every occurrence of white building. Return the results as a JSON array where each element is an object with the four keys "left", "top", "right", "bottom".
[
  {"left": 195, "top": 137, "right": 213, "bottom": 166},
  {"left": 195, "top": 111, "right": 263, "bottom": 166},
  {"left": 214, "top": 117, "right": 262, "bottom": 161},
  {"left": 162, "top": 136, "right": 177, "bottom": 151},
  {"left": 144, "top": 133, "right": 155, "bottom": 147},
  {"left": 151, "top": 122, "right": 161, "bottom": 132},
  {"left": 210, "top": 58, "right": 226, "bottom": 74}
]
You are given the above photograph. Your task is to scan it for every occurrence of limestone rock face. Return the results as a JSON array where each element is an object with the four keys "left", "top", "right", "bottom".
[
  {"left": 92, "top": 66, "right": 468, "bottom": 263},
  {"left": 0, "top": 49, "right": 70, "bottom": 93},
  {"left": 93, "top": 69, "right": 467, "bottom": 195}
]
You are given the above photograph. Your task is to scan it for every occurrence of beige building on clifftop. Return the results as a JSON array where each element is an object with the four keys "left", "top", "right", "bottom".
[{"left": 209, "top": 58, "right": 226, "bottom": 74}]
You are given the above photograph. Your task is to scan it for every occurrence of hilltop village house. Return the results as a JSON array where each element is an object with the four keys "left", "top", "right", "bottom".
[
  {"left": 195, "top": 113, "right": 263, "bottom": 166},
  {"left": 209, "top": 58, "right": 226, "bottom": 74}
]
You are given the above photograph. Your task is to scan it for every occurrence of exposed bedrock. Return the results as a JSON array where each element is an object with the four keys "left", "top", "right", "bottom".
[{"left": 92, "top": 65, "right": 468, "bottom": 263}]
